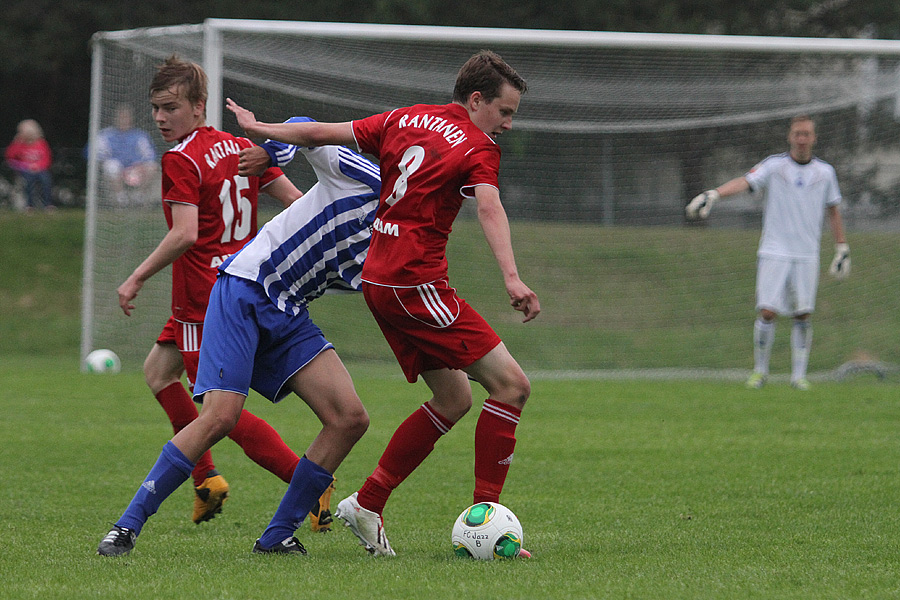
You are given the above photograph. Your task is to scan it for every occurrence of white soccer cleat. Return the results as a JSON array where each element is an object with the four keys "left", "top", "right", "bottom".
[{"left": 334, "top": 492, "right": 395, "bottom": 557}]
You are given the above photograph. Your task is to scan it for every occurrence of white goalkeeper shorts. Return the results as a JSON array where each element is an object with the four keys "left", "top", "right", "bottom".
[{"left": 755, "top": 255, "right": 819, "bottom": 317}]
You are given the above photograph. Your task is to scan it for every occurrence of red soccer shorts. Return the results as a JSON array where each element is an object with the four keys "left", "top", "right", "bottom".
[
  {"left": 157, "top": 316, "right": 203, "bottom": 389},
  {"left": 362, "top": 279, "right": 501, "bottom": 383}
]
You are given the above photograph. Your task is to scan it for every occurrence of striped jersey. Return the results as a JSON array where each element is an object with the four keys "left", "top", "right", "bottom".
[
  {"left": 221, "top": 139, "right": 381, "bottom": 316},
  {"left": 745, "top": 153, "right": 842, "bottom": 261}
]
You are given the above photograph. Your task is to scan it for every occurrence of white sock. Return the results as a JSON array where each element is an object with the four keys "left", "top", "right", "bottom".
[
  {"left": 753, "top": 318, "right": 775, "bottom": 375},
  {"left": 791, "top": 319, "right": 812, "bottom": 382}
]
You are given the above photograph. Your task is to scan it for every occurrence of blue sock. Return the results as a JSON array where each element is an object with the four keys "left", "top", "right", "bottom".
[
  {"left": 257, "top": 457, "right": 334, "bottom": 548},
  {"left": 116, "top": 441, "right": 194, "bottom": 535}
]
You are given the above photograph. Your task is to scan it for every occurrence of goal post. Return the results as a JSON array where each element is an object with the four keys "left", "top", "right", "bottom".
[{"left": 83, "top": 20, "right": 900, "bottom": 379}]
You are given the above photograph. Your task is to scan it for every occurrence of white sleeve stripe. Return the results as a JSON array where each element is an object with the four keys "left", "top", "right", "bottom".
[{"left": 338, "top": 147, "right": 380, "bottom": 178}]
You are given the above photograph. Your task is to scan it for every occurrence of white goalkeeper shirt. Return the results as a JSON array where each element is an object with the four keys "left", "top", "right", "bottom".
[
  {"left": 221, "top": 143, "right": 380, "bottom": 316},
  {"left": 745, "top": 153, "right": 842, "bottom": 261}
]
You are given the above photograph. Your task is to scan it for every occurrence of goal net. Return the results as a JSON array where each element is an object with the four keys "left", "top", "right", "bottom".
[{"left": 83, "top": 21, "right": 900, "bottom": 380}]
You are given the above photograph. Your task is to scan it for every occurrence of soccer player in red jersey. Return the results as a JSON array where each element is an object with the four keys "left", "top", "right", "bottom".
[
  {"left": 115, "top": 56, "right": 332, "bottom": 528},
  {"left": 227, "top": 50, "right": 539, "bottom": 556}
]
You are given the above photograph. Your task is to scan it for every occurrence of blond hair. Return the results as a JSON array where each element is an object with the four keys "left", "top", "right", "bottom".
[
  {"left": 149, "top": 55, "right": 208, "bottom": 113},
  {"left": 16, "top": 119, "right": 44, "bottom": 142}
]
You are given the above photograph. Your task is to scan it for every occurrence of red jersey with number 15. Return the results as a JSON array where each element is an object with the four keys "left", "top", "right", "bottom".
[
  {"left": 162, "top": 126, "right": 283, "bottom": 322},
  {"left": 352, "top": 103, "right": 500, "bottom": 286}
]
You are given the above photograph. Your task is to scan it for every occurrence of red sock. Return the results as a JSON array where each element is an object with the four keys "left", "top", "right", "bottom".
[
  {"left": 228, "top": 409, "right": 301, "bottom": 483},
  {"left": 154, "top": 381, "right": 215, "bottom": 486},
  {"left": 357, "top": 402, "right": 453, "bottom": 515},
  {"left": 473, "top": 399, "right": 521, "bottom": 504}
]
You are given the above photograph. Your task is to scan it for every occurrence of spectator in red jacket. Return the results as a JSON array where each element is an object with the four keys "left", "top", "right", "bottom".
[{"left": 5, "top": 119, "right": 53, "bottom": 211}]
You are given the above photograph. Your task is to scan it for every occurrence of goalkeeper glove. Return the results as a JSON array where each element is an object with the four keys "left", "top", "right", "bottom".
[
  {"left": 828, "top": 243, "right": 850, "bottom": 279},
  {"left": 686, "top": 189, "right": 720, "bottom": 220}
]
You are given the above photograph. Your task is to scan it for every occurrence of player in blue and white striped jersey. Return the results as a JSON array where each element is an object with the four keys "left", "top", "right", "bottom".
[
  {"left": 99, "top": 119, "right": 382, "bottom": 556},
  {"left": 223, "top": 121, "right": 380, "bottom": 315}
]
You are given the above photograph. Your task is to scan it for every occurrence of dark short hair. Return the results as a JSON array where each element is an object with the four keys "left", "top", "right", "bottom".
[
  {"left": 149, "top": 55, "right": 208, "bottom": 109},
  {"left": 452, "top": 50, "right": 527, "bottom": 103}
]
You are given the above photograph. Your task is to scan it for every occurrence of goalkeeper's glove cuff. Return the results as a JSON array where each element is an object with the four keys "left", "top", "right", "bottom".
[
  {"left": 835, "top": 242, "right": 850, "bottom": 255},
  {"left": 703, "top": 189, "right": 720, "bottom": 216}
]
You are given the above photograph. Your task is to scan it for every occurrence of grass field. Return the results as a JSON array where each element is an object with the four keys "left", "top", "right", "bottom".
[
  {"left": 10, "top": 210, "right": 900, "bottom": 373},
  {"left": 4, "top": 356, "right": 900, "bottom": 599},
  {"left": 4, "top": 209, "right": 900, "bottom": 598}
]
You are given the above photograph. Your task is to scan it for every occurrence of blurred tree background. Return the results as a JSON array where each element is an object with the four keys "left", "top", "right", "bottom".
[{"left": 0, "top": 0, "right": 898, "bottom": 193}]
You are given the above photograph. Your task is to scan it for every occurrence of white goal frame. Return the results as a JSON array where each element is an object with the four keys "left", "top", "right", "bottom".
[{"left": 82, "top": 20, "right": 900, "bottom": 373}]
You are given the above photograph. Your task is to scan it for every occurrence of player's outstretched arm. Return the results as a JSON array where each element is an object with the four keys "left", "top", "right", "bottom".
[
  {"left": 226, "top": 98, "right": 269, "bottom": 138},
  {"left": 226, "top": 98, "right": 355, "bottom": 147},
  {"left": 685, "top": 176, "right": 751, "bottom": 220},
  {"left": 238, "top": 117, "right": 318, "bottom": 176}
]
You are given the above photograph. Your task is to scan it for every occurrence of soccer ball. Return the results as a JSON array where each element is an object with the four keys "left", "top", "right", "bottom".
[
  {"left": 85, "top": 349, "right": 121, "bottom": 374},
  {"left": 451, "top": 502, "right": 524, "bottom": 560}
]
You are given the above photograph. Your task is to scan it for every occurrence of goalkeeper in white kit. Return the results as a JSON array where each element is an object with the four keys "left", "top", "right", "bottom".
[{"left": 686, "top": 115, "right": 849, "bottom": 390}]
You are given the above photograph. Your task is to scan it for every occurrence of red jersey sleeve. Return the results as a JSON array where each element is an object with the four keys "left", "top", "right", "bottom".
[
  {"left": 259, "top": 165, "right": 284, "bottom": 188},
  {"left": 460, "top": 145, "right": 501, "bottom": 198},
  {"left": 352, "top": 111, "right": 392, "bottom": 158},
  {"left": 161, "top": 151, "right": 201, "bottom": 207}
]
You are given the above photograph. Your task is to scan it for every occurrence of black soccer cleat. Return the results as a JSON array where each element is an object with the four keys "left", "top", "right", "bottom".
[
  {"left": 97, "top": 525, "right": 136, "bottom": 557},
  {"left": 252, "top": 536, "right": 308, "bottom": 555}
]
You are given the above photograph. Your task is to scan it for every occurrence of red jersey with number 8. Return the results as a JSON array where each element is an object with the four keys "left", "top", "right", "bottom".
[
  {"left": 352, "top": 103, "right": 500, "bottom": 287},
  {"left": 161, "top": 126, "right": 283, "bottom": 322}
]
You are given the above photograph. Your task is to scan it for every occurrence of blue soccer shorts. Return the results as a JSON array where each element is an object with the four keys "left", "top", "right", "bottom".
[{"left": 194, "top": 273, "right": 333, "bottom": 403}]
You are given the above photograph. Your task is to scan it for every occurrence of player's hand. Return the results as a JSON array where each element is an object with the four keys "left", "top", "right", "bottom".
[
  {"left": 238, "top": 146, "right": 271, "bottom": 177},
  {"left": 686, "top": 189, "right": 720, "bottom": 220},
  {"left": 116, "top": 276, "right": 144, "bottom": 317},
  {"left": 829, "top": 243, "right": 851, "bottom": 279},
  {"left": 507, "top": 280, "right": 540, "bottom": 323},
  {"left": 225, "top": 98, "right": 259, "bottom": 135}
]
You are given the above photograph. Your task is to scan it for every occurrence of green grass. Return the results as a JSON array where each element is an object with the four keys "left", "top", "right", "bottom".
[
  {"left": 3, "top": 356, "right": 900, "bottom": 599},
  {"left": 0, "top": 210, "right": 83, "bottom": 357},
  {"left": 12, "top": 210, "right": 900, "bottom": 373},
  {"left": 5, "top": 209, "right": 900, "bottom": 598}
]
